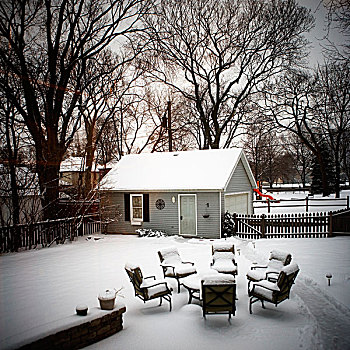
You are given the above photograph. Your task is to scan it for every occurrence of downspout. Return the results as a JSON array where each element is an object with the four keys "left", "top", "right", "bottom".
[{"left": 219, "top": 191, "right": 222, "bottom": 238}]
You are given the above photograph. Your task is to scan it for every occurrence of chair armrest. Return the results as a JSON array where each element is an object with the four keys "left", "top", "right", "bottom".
[
  {"left": 266, "top": 271, "right": 279, "bottom": 282},
  {"left": 251, "top": 280, "right": 280, "bottom": 293},
  {"left": 251, "top": 265, "right": 268, "bottom": 270},
  {"left": 144, "top": 276, "right": 156, "bottom": 280},
  {"left": 142, "top": 280, "right": 170, "bottom": 289},
  {"left": 160, "top": 264, "right": 176, "bottom": 274}
]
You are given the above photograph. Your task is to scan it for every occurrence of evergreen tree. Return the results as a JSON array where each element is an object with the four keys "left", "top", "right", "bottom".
[{"left": 311, "top": 141, "right": 336, "bottom": 196}]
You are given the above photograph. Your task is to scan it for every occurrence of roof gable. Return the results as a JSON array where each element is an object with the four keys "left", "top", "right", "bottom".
[{"left": 100, "top": 148, "right": 254, "bottom": 191}]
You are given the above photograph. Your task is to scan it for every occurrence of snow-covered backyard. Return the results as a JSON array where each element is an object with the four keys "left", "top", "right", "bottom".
[{"left": 1, "top": 233, "right": 349, "bottom": 350}]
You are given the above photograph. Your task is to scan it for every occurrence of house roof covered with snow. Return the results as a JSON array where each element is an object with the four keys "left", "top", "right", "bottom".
[
  {"left": 99, "top": 148, "right": 256, "bottom": 192},
  {"left": 60, "top": 157, "right": 97, "bottom": 172}
]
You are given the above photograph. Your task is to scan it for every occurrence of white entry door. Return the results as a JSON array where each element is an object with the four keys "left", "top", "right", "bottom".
[{"left": 179, "top": 195, "right": 197, "bottom": 236}]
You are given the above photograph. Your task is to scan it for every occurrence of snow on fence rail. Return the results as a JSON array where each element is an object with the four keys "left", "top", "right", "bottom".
[{"left": 0, "top": 215, "right": 101, "bottom": 253}]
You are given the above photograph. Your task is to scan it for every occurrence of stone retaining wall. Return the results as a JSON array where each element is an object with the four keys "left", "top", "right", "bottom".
[{"left": 18, "top": 306, "right": 126, "bottom": 350}]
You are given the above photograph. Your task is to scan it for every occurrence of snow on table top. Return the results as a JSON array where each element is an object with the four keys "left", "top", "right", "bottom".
[{"left": 99, "top": 148, "right": 245, "bottom": 191}]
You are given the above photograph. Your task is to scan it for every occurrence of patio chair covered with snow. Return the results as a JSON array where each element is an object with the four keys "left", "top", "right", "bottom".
[
  {"left": 246, "top": 250, "right": 292, "bottom": 289},
  {"left": 201, "top": 274, "right": 236, "bottom": 319},
  {"left": 158, "top": 246, "right": 197, "bottom": 293},
  {"left": 125, "top": 263, "right": 172, "bottom": 311},
  {"left": 210, "top": 242, "right": 238, "bottom": 276},
  {"left": 248, "top": 263, "right": 299, "bottom": 314}
]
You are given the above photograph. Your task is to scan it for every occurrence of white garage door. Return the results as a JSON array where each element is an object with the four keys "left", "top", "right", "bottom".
[{"left": 225, "top": 193, "right": 249, "bottom": 214}]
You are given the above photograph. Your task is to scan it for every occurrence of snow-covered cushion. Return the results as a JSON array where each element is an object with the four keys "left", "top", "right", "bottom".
[
  {"left": 140, "top": 278, "right": 166, "bottom": 288},
  {"left": 282, "top": 263, "right": 299, "bottom": 275},
  {"left": 212, "top": 260, "right": 237, "bottom": 274},
  {"left": 125, "top": 262, "right": 139, "bottom": 271},
  {"left": 159, "top": 246, "right": 182, "bottom": 264},
  {"left": 256, "top": 279, "right": 280, "bottom": 292},
  {"left": 252, "top": 286, "right": 274, "bottom": 301},
  {"left": 213, "top": 252, "right": 235, "bottom": 261},
  {"left": 146, "top": 284, "right": 170, "bottom": 298},
  {"left": 212, "top": 242, "right": 234, "bottom": 252},
  {"left": 269, "top": 250, "right": 291, "bottom": 264},
  {"left": 251, "top": 280, "right": 280, "bottom": 301},
  {"left": 174, "top": 264, "right": 196, "bottom": 276},
  {"left": 246, "top": 269, "right": 266, "bottom": 281},
  {"left": 266, "top": 259, "right": 284, "bottom": 272}
]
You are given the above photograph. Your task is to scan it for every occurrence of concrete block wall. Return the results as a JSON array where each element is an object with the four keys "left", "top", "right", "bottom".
[{"left": 18, "top": 306, "right": 126, "bottom": 350}]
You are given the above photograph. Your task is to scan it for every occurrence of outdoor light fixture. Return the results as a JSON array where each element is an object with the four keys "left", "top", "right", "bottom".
[
  {"left": 171, "top": 196, "right": 176, "bottom": 203},
  {"left": 237, "top": 248, "right": 240, "bottom": 256},
  {"left": 252, "top": 241, "right": 256, "bottom": 249},
  {"left": 326, "top": 273, "right": 332, "bottom": 286}
]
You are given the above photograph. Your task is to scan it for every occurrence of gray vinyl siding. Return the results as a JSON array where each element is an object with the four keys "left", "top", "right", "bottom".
[
  {"left": 225, "top": 160, "right": 252, "bottom": 193},
  {"left": 102, "top": 191, "right": 221, "bottom": 238},
  {"left": 144, "top": 192, "right": 178, "bottom": 235},
  {"left": 196, "top": 192, "right": 221, "bottom": 239},
  {"left": 224, "top": 159, "right": 254, "bottom": 214}
]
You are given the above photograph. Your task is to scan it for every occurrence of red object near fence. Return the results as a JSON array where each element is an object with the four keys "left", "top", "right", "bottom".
[{"left": 253, "top": 188, "right": 275, "bottom": 200}]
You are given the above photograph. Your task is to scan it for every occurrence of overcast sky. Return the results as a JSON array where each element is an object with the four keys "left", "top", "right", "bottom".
[{"left": 299, "top": 0, "right": 345, "bottom": 66}]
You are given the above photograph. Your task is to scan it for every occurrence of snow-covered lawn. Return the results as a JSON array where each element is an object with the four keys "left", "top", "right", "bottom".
[{"left": 1, "top": 234, "right": 349, "bottom": 350}]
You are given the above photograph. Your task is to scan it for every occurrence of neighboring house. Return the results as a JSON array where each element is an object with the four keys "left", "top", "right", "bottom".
[
  {"left": 59, "top": 156, "right": 99, "bottom": 192},
  {"left": 0, "top": 164, "right": 41, "bottom": 225},
  {"left": 99, "top": 148, "right": 257, "bottom": 239}
]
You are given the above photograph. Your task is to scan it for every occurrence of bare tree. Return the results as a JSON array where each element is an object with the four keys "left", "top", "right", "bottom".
[
  {"left": 243, "top": 122, "right": 284, "bottom": 188},
  {"left": 281, "top": 133, "right": 313, "bottom": 187},
  {"left": 137, "top": 0, "right": 314, "bottom": 149},
  {"left": 262, "top": 66, "right": 348, "bottom": 196},
  {"left": 324, "top": 0, "right": 350, "bottom": 63},
  {"left": 314, "top": 62, "right": 350, "bottom": 197},
  {"left": 79, "top": 49, "right": 145, "bottom": 196},
  {"left": 0, "top": 0, "right": 149, "bottom": 220}
]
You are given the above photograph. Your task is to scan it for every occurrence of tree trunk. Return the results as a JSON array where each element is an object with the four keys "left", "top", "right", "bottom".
[
  {"left": 36, "top": 149, "right": 61, "bottom": 220},
  {"left": 5, "top": 120, "right": 20, "bottom": 226},
  {"left": 318, "top": 155, "right": 330, "bottom": 197}
]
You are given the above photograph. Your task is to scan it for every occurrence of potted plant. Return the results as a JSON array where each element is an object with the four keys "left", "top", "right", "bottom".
[{"left": 98, "top": 287, "right": 123, "bottom": 310}]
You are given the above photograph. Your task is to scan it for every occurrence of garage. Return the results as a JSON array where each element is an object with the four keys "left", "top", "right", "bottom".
[{"left": 225, "top": 193, "right": 249, "bottom": 214}]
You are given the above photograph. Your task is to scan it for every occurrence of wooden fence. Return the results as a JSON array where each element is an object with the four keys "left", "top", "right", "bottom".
[
  {"left": 0, "top": 215, "right": 101, "bottom": 253},
  {"left": 225, "top": 208, "right": 350, "bottom": 239},
  {"left": 331, "top": 208, "right": 350, "bottom": 235},
  {"left": 228, "top": 212, "right": 330, "bottom": 239}
]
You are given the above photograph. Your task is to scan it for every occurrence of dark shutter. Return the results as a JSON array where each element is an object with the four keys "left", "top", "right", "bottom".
[
  {"left": 143, "top": 194, "right": 149, "bottom": 222},
  {"left": 124, "top": 193, "right": 130, "bottom": 221}
]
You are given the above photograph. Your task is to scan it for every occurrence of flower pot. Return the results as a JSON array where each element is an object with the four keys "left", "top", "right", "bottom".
[
  {"left": 98, "top": 289, "right": 116, "bottom": 310},
  {"left": 98, "top": 298, "right": 115, "bottom": 310},
  {"left": 76, "top": 304, "right": 88, "bottom": 316}
]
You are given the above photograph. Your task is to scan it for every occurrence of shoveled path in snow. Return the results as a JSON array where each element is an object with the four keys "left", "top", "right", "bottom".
[
  {"left": 294, "top": 279, "right": 350, "bottom": 350},
  {"left": 239, "top": 238, "right": 350, "bottom": 350}
]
